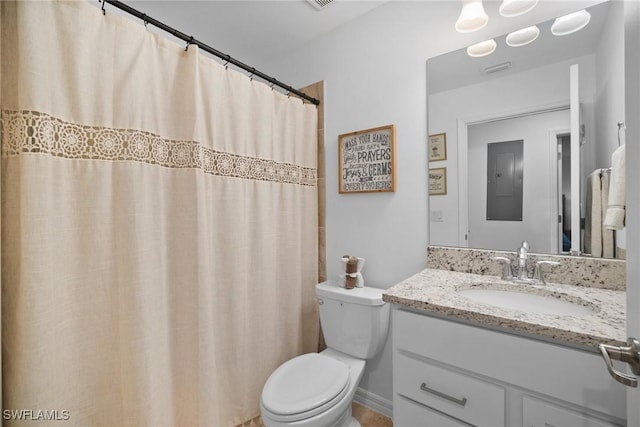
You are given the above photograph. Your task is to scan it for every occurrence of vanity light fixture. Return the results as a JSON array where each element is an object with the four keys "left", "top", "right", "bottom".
[
  {"left": 455, "top": 0, "right": 489, "bottom": 33},
  {"left": 506, "top": 25, "right": 540, "bottom": 47},
  {"left": 467, "top": 39, "right": 497, "bottom": 57},
  {"left": 499, "top": 0, "right": 538, "bottom": 18},
  {"left": 551, "top": 9, "right": 591, "bottom": 36}
]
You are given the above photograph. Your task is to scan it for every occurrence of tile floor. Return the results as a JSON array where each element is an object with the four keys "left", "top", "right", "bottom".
[
  {"left": 244, "top": 402, "right": 393, "bottom": 427},
  {"left": 352, "top": 402, "right": 393, "bottom": 427}
]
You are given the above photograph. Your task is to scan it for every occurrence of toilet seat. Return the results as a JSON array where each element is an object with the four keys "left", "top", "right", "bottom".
[{"left": 261, "top": 353, "right": 350, "bottom": 422}]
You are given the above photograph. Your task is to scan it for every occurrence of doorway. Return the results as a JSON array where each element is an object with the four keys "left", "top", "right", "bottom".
[
  {"left": 556, "top": 133, "right": 572, "bottom": 253},
  {"left": 463, "top": 108, "right": 570, "bottom": 253}
]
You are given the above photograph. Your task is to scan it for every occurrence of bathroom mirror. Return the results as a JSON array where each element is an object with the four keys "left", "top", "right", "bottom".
[{"left": 427, "top": 1, "right": 625, "bottom": 257}]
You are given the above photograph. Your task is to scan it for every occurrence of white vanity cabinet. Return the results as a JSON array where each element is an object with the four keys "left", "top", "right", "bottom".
[{"left": 392, "top": 308, "right": 626, "bottom": 427}]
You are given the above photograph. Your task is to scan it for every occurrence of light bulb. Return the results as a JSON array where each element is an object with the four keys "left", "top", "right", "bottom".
[
  {"left": 499, "top": 0, "right": 538, "bottom": 18},
  {"left": 506, "top": 26, "right": 540, "bottom": 47},
  {"left": 551, "top": 10, "right": 591, "bottom": 36},
  {"left": 455, "top": 0, "right": 489, "bottom": 33},
  {"left": 467, "top": 39, "right": 497, "bottom": 57}
]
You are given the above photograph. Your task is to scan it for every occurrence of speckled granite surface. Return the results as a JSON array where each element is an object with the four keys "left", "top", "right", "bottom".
[
  {"left": 427, "top": 246, "right": 626, "bottom": 291},
  {"left": 383, "top": 268, "right": 626, "bottom": 350}
]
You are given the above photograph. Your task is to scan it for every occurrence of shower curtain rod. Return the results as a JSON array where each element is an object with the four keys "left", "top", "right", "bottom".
[{"left": 101, "top": 0, "right": 320, "bottom": 106}]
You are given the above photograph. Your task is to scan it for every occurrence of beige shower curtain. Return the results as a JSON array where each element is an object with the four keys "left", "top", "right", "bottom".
[{"left": 1, "top": 1, "right": 318, "bottom": 426}]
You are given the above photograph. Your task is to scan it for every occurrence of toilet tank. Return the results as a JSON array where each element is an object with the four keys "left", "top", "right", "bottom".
[{"left": 316, "top": 281, "right": 390, "bottom": 359}]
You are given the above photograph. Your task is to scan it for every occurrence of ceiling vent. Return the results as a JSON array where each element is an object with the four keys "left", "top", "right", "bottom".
[
  {"left": 306, "top": 0, "right": 335, "bottom": 11},
  {"left": 484, "top": 61, "right": 512, "bottom": 74}
]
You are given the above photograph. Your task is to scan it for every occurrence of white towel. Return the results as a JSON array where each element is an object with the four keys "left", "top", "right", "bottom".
[{"left": 604, "top": 145, "right": 626, "bottom": 230}]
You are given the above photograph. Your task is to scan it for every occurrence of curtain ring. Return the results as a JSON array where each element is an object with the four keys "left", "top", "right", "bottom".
[
  {"left": 101, "top": 0, "right": 106, "bottom": 15},
  {"left": 185, "top": 36, "right": 194, "bottom": 51},
  {"left": 142, "top": 13, "right": 149, "bottom": 29}
]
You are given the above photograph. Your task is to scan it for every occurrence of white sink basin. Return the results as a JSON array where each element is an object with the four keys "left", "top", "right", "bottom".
[{"left": 458, "top": 288, "right": 596, "bottom": 316}]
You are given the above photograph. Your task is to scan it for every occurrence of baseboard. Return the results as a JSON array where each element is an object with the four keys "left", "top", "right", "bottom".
[{"left": 354, "top": 387, "right": 393, "bottom": 419}]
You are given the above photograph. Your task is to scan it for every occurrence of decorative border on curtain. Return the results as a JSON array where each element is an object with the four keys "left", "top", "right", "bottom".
[{"left": 1, "top": 109, "right": 317, "bottom": 186}]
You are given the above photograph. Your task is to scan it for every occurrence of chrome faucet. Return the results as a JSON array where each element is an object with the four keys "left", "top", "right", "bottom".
[
  {"left": 516, "top": 240, "right": 530, "bottom": 280},
  {"left": 492, "top": 240, "right": 560, "bottom": 284}
]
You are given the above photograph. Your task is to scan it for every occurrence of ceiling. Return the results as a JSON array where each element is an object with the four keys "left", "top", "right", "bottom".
[{"left": 122, "top": 0, "right": 390, "bottom": 65}]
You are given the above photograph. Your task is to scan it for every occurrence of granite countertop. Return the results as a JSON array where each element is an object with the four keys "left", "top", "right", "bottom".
[{"left": 383, "top": 268, "right": 627, "bottom": 350}]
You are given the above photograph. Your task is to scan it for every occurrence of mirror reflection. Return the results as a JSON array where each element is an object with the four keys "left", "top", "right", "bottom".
[{"left": 427, "top": 1, "right": 625, "bottom": 259}]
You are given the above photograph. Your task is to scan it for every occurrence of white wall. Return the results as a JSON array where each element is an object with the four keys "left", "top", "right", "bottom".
[
  {"left": 261, "top": 0, "right": 606, "bottom": 410},
  {"left": 595, "top": 0, "right": 625, "bottom": 166}
]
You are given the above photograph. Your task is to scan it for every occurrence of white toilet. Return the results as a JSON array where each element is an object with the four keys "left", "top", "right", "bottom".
[{"left": 260, "top": 280, "right": 390, "bottom": 427}]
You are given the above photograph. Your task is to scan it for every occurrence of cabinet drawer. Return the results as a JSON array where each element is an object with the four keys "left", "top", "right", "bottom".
[
  {"left": 395, "top": 352, "right": 505, "bottom": 427},
  {"left": 395, "top": 395, "right": 470, "bottom": 427},
  {"left": 522, "top": 395, "right": 622, "bottom": 427}
]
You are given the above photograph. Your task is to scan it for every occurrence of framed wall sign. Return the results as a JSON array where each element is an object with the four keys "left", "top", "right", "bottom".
[
  {"left": 429, "top": 167, "right": 447, "bottom": 195},
  {"left": 338, "top": 124, "right": 396, "bottom": 193},
  {"left": 428, "top": 132, "right": 447, "bottom": 161}
]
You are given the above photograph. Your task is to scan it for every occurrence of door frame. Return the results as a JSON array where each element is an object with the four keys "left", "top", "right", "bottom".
[
  {"left": 624, "top": 0, "right": 640, "bottom": 423},
  {"left": 549, "top": 129, "right": 571, "bottom": 254}
]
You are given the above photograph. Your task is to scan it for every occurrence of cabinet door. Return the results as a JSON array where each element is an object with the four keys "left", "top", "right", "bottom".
[
  {"left": 523, "top": 396, "right": 621, "bottom": 427},
  {"left": 395, "top": 395, "right": 470, "bottom": 427}
]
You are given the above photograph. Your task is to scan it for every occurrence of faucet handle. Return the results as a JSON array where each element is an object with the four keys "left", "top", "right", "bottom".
[
  {"left": 492, "top": 256, "right": 513, "bottom": 280},
  {"left": 533, "top": 260, "right": 560, "bottom": 284}
]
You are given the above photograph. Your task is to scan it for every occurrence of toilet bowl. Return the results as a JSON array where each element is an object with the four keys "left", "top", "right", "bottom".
[
  {"left": 260, "top": 349, "right": 365, "bottom": 427},
  {"left": 260, "top": 281, "right": 389, "bottom": 427}
]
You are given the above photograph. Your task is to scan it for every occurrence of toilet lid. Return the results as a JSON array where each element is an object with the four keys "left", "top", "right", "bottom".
[{"left": 261, "top": 353, "right": 349, "bottom": 416}]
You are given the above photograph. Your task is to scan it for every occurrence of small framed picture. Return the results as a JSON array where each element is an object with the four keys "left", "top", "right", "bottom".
[
  {"left": 428, "top": 133, "right": 447, "bottom": 162},
  {"left": 429, "top": 167, "right": 447, "bottom": 195}
]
